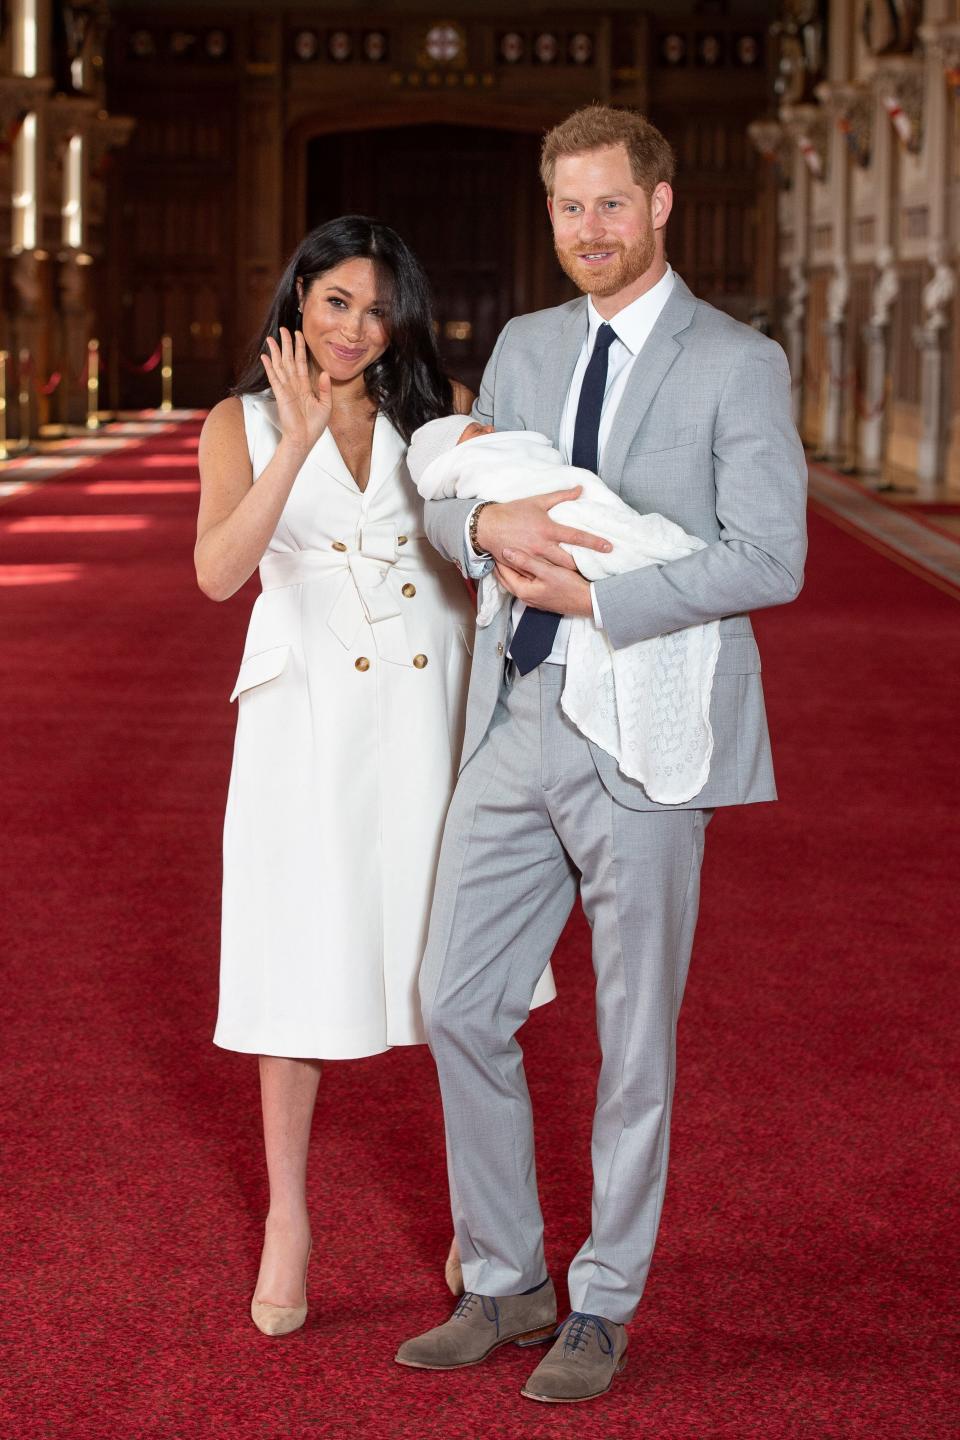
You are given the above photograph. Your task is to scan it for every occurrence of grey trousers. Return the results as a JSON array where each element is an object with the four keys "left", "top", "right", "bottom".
[{"left": 419, "top": 663, "right": 710, "bottom": 1325}]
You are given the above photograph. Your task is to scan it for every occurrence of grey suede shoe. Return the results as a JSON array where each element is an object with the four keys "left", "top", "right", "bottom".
[
  {"left": 521, "top": 1312, "right": 628, "bottom": 1403},
  {"left": 395, "top": 1278, "right": 557, "bottom": 1371}
]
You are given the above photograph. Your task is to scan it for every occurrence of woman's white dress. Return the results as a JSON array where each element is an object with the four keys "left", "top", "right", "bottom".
[{"left": 214, "top": 393, "right": 555, "bottom": 1059}]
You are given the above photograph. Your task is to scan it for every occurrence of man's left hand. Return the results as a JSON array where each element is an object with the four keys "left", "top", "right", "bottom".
[{"left": 496, "top": 548, "right": 593, "bottom": 618}]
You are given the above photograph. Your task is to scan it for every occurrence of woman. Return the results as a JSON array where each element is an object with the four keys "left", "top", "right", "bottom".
[{"left": 196, "top": 216, "right": 554, "bottom": 1336}]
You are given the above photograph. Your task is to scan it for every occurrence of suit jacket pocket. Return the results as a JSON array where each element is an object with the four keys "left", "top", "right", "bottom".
[
  {"left": 629, "top": 422, "right": 699, "bottom": 456},
  {"left": 230, "top": 644, "right": 291, "bottom": 701}
]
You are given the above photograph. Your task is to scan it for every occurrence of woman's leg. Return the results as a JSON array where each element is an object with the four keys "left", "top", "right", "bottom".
[{"left": 254, "top": 1055, "right": 321, "bottom": 1306}]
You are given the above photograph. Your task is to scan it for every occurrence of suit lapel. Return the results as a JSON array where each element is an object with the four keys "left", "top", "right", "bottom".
[
  {"left": 601, "top": 276, "right": 698, "bottom": 496},
  {"left": 533, "top": 299, "right": 588, "bottom": 442}
]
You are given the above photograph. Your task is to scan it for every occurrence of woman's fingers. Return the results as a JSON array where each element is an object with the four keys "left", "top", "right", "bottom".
[
  {"left": 279, "top": 326, "right": 294, "bottom": 370},
  {"left": 294, "top": 329, "right": 311, "bottom": 390}
]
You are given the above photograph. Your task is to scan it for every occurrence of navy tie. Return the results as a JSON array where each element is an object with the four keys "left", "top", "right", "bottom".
[{"left": 509, "top": 322, "right": 616, "bottom": 676}]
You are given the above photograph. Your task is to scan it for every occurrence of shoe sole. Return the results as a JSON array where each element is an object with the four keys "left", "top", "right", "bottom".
[
  {"left": 520, "top": 1354, "right": 628, "bottom": 1403},
  {"left": 395, "top": 1324, "right": 556, "bottom": 1371}
]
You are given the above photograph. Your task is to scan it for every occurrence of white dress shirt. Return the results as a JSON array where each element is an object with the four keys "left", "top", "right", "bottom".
[{"left": 467, "top": 265, "right": 675, "bottom": 662}]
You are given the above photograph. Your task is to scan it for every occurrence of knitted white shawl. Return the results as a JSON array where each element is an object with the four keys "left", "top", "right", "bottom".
[{"left": 413, "top": 427, "right": 721, "bottom": 804}]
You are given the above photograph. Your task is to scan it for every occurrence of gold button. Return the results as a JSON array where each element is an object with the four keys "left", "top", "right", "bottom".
[
  {"left": 397, "top": 535, "right": 408, "bottom": 546},
  {"left": 413, "top": 654, "right": 428, "bottom": 669},
  {"left": 402, "top": 583, "right": 416, "bottom": 598},
  {"left": 496, "top": 642, "right": 504, "bottom": 657},
  {"left": 355, "top": 656, "right": 370, "bottom": 672},
  {"left": 332, "top": 541, "right": 347, "bottom": 552}
]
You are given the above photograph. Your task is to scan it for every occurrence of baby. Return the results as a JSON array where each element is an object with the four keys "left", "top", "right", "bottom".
[{"left": 406, "top": 414, "right": 721, "bottom": 806}]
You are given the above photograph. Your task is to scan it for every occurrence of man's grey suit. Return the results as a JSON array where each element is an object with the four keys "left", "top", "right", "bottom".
[{"left": 419, "top": 275, "right": 807, "bottom": 1324}]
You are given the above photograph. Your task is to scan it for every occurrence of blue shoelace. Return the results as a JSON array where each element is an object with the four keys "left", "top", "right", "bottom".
[
  {"left": 452, "top": 1292, "right": 501, "bottom": 1336},
  {"left": 559, "top": 1312, "right": 614, "bottom": 1356}
]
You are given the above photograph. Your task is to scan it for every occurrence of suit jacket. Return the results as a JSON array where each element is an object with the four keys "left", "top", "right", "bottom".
[{"left": 423, "top": 275, "right": 808, "bottom": 810}]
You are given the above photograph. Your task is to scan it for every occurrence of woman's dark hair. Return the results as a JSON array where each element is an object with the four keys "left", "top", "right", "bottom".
[{"left": 234, "top": 215, "right": 453, "bottom": 442}]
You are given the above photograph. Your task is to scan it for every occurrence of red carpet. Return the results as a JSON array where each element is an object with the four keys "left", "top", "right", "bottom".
[{"left": 1, "top": 423, "right": 957, "bottom": 1438}]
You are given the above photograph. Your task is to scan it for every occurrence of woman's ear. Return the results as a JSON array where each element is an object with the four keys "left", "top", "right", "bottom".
[{"left": 295, "top": 278, "right": 304, "bottom": 312}]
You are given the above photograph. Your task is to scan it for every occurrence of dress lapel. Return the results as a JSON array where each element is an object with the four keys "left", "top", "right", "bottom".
[
  {"left": 600, "top": 275, "right": 698, "bottom": 496},
  {"left": 533, "top": 299, "right": 588, "bottom": 442},
  {"left": 365, "top": 412, "right": 406, "bottom": 499}
]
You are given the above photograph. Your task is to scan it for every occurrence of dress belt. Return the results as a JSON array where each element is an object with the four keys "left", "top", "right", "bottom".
[{"left": 259, "top": 524, "right": 439, "bottom": 657}]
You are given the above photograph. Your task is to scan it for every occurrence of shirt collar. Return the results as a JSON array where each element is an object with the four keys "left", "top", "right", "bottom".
[{"left": 586, "top": 265, "right": 675, "bottom": 355}]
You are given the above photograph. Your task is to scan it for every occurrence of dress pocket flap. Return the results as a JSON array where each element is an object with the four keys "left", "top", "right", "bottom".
[
  {"left": 229, "top": 644, "right": 291, "bottom": 702},
  {"left": 713, "top": 636, "right": 761, "bottom": 675}
]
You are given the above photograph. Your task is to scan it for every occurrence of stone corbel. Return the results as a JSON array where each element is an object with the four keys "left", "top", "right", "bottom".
[
  {"left": 815, "top": 81, "right": 873, "bottom": 168},
  {"left": 87, "top": 113, "right": 135, "bottom": 178},
  {"left": 918, "top": 21, "right": 960, "bottom": 83},
  {"left": 747, "top": 119, "right": 785, "bottom": 164},
  {"left": 872, "top": 58, "right": 925, "bottom": 154},
  {"left": 0, "top": 76, "right": 54, "bottom": 137},
  {"left": 779, "top": 103, "right": 829, "bottom": 181},
  {"left": 46, "top": 96, "right": 99, "bottom": 158}
]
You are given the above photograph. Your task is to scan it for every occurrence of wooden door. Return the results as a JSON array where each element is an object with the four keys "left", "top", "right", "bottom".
[{"left": 306, "top": 124, "right": 574, "bottom": 392}]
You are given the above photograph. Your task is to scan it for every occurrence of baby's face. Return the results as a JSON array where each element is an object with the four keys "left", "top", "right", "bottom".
[{"left": 456, "top": 422, "right": 494, "bottom": 446}]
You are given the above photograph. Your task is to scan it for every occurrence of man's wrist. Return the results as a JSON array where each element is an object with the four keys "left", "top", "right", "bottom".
[{"left": 472, "top": 501, "right": 496, "bottom": 556}]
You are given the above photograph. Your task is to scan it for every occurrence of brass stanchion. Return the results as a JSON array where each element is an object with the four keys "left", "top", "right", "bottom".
[
  {"left": 160, "top": 334, "right": 173, "bottom": 412},
  {"left": 86, "top": 338, "right": 101, "bottom": 431},
  {"left": 18, "top": 348, "right": 32, "bottom": 448},
  {"left": 0, "top": 351, "right": 10, "bottom": 461}
]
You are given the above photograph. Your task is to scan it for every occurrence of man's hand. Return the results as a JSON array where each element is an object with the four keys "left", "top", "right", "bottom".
[
  {"left": 476, "top": 489, "right": 612, "bottom": 572},
  {"left": 496, "top": 550, "right": 594, "bottom": 618}
]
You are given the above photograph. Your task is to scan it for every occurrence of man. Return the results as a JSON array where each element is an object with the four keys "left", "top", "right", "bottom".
[{"left": 397, "top": 104, "right": 807, "bottom": 1404}]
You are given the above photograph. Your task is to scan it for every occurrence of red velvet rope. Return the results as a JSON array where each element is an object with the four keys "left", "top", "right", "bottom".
[{"left": 121, "top": 341, "right": 163, "bottom": 375}]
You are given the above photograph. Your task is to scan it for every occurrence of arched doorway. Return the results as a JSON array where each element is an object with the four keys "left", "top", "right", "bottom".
[{"left": 304, "top": 124, "right": 574, "bottom": 391}]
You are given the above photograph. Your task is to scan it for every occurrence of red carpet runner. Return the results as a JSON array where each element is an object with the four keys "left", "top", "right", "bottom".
[{"left": 1, "top": 422, "right": 957, "bottom": 1438}]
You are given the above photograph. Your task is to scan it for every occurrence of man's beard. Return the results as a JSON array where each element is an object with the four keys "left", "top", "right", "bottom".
[{"left": 555, "top": 228, "right": 656, "bottom": 298}]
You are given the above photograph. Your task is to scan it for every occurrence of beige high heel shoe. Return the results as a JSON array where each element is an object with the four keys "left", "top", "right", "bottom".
[
  {"left": 444, "top": 1236, "right": 464, "bottom": 1297},
  {"left": 251, "top": 1239, "right": 312, "bottom": 1337}
]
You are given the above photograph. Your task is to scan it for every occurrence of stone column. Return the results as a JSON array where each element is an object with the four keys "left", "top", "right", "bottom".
[
  {"left": 859, "top": 246, "right": 898, "bottom": 477},
  {"left": 821, "top": 260, "right": 850, "bottom": 462},
  {"left": 915, "top": 249, "right": 955, "bottom": 495},
  {"left": 784, "top": 260, "right": 808, "bottom": 426}
]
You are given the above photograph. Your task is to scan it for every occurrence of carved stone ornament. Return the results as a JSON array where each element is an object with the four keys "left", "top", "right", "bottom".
[
  {"left": 780, "top": 103, "right": 828, "bottom": 180},
  {"left": 816, "top": 81, "right": 873, "bottom": 167},
  {"left": 918, "top": 22, "right": 960, "bottom": 93},
  {"left": 46, "top": 96, "right": 98, "bottom": 156},
  {"left": 87, "top": 113, "right": 135, "bottom": 173},
  {"left": 0, "top": 76, "right": 53, "bottom": 133},
  {"left": 873, "top": 58, "right": 924, "bottom": 154},
  {"left": 747, "top": 119, "right": 785, "bottom": 163},
  {"left": 869, "top": 245, "right": 899, "bottom": 329},
  {"left": 921, "top": 244, "right": 956, "bottom": 334}
]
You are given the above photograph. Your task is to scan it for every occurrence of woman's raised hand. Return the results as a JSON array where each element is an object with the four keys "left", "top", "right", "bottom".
[{"left": 261, "top": 327, "right": 332, "bottom": 453}]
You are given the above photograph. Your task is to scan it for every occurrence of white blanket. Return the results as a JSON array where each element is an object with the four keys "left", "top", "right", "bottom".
[{"left": 415, "top": 429, "right": 721, "bottom": 805}]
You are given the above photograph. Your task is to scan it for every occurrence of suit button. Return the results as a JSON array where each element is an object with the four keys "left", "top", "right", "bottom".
[
  {"left": 413, "top": 654, "right": 428, "bottom": 669},
  {"left": 402, "top": 583, "right": 416, "bottom": 598},
  {"left": 496, "top": 642, "right": 504, "bottom": 657},
  {"left": 332, "top": 541, "right": 347, "bottom": 552},
  {"left": 397, "top": 535, "right": 408, "bottom": 546},
  {"left": 355, "top": 657, "right": 370, "bottom": 672}
]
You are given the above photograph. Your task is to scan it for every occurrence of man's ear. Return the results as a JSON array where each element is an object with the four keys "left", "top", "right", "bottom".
[
  {"left": 546, "top": 195, "right": 555, "bottom": 227},
  {"left": 651, "top": 182, "right": 673, "bottom": 232}
]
